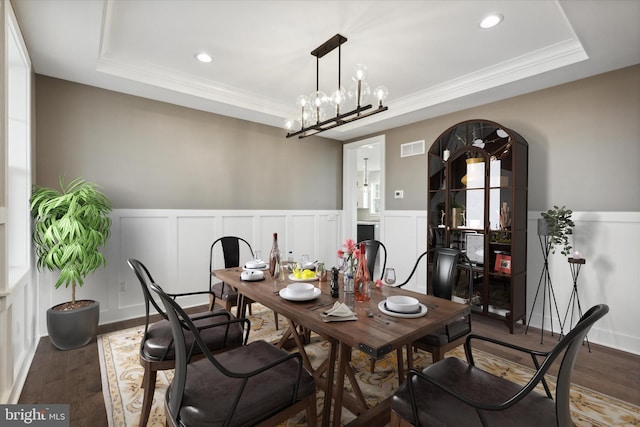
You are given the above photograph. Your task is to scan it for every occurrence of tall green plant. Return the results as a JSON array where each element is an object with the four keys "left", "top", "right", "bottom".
[
  {"left": 30, "top": 177, "right": 112, "bottom": 306},
  {"left": 541, "top": 205, "right": 575, "bottom": 255}
]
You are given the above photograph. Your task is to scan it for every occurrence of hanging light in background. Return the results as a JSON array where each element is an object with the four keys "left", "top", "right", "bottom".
[
  {"left": 362, "top": 157, "right": 369, "bottom": 208},
  {"left": 363, "top": 157, "right": 369, "bottom": 188},
  {"left": 285, "top": 34, "right": 389, "bottom": 139}
]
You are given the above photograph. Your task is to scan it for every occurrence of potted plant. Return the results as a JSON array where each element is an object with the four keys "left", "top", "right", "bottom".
[
  {"left": 538, "top": 205, "right": 575, "bottom": 255},
  {"left": 30, "top": 177, "right": 112, "bottom": 350}
]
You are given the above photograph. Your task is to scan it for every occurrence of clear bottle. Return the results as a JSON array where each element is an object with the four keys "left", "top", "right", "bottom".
[
  {"left": 268, "top": 233, "right": 280, "bottom": 278},
  {"left": 344, "top": 273, "right": 354, "bottom": 293},
  {"left": 354, "top": 243, "right": 371, "bottom": 302}
]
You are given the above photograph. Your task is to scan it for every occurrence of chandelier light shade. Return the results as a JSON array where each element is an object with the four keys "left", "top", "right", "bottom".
[{"left": 285, "top": 34, "right": 389, "bottom": 139}]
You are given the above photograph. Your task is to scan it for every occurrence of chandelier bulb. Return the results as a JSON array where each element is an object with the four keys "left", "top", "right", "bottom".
[
  {"left": 374, "top": 86, "right": 388, "bottom": 107},
  {"left": 284, "top": 118, "right": 295, "bottom": 131},
  {"left": 353, "top": 64, "right": 368, "bottom": 82},
  {"left": 296, "top": 94, "right": 309, "bottom": 108}
]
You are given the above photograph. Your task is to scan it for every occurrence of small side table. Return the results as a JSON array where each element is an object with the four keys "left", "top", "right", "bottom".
[{"left": 562, "top": 257, "right": 590, "bottom": 352}]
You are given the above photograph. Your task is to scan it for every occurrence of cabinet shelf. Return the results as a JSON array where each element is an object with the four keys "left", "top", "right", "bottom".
[{"left": 427, "top": 119, "right": 528, "bottom": 333}]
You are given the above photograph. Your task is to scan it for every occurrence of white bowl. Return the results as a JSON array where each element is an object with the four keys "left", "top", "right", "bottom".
[
  {"left": 287, "top": 282, "right": 315, "bottom": 297},
  {"left": 246, "top": 260, "right": 266, "bottom": 269},
  {"left": 302, "top": 262, "right": 316, "bottom": 271},
  {"left": 386, "top": 296, "right": 420, "bottom": 313}
]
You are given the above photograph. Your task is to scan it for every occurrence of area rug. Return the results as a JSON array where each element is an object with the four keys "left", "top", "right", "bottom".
[{"left": 98, "top": 305, "right": 640, "bottom": 426}]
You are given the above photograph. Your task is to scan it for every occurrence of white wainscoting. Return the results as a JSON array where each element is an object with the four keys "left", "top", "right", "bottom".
[
  {"left": 526, "top": 211, "right": 640, "bottom": 355},
  {"left": 35, "top": 209, "right": 639, "bottom": 356},
  {"left": 381, "top": 210, "right": 639, "bottom": 355},
  {"left": 37, "top": 209, "right": 343, "bottom": 333}
]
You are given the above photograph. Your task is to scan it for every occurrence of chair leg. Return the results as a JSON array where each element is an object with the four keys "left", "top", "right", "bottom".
[
  {"left": 140, "top": 368, "right": 156, "bottom": 427},
  {"left": 305, "top": 392, "right": 318, "bottom": 427},
  {"left": 390, "top": 409, "right": 413, "bottom": 427},
  {"left": 431, "top": 347, "right": 446, "bottom": 363},
  {"left": 274, "top": 312, "right": 279, "bottom": 330},
  {"left": 369, "top": 356, "right": 376, "bottom": 374}
]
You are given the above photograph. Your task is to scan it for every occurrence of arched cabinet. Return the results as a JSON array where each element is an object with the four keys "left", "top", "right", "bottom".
[{"left": 428, "top": 119, "right": 528, "bottom": 333}]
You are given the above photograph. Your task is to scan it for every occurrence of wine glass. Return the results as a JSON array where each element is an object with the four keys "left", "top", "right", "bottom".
[
  {"left": 301, "top": 254, "right": 310, "bottom": 265},
  {"left": 384, "top": 268, "right": 396, "bottom": 285}
]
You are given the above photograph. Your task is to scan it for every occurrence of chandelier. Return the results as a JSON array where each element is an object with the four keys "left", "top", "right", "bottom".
[{"left": 284, "top": 34, "right": 389, "bottom": 139}]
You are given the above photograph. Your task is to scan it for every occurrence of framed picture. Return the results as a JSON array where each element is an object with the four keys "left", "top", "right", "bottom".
[
  {"left": 465, "top": 233, "right": 484, "bottom": 265},
  {"left": 494, "top": 253, "right": 512, "bottom": 275}
]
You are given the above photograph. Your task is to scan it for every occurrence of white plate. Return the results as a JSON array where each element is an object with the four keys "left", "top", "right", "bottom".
[
  {"left": 288, "top": 274, "right": 318, "bottom": 282},
  {"left": 378, "top": 300, "right": 428, "bottom": 318},
  {"left": 244, "top": 264, "right": 268, "bottom": 271},
  {"left": 279, "top": 287, "right": 321, "bottom": 301}
]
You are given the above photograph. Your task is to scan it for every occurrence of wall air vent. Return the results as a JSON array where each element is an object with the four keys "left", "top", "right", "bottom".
[{"left": 400, "top": 140, "right": 425, "bottom": 158}]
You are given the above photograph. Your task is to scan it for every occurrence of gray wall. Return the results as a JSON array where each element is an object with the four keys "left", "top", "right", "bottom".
[
  {"left": 35, "top": 76, "right": 343, "bottom": 209},
  {"left": 358, "top": 64, "right": 640, "bottom": 212},
  {"left": 35, "top": 65, "right": 639, "bottom": 213}
]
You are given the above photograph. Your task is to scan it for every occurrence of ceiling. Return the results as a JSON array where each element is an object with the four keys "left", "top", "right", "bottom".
[{"left": 12, "top": 0, "right": 640, "bottom": 142}]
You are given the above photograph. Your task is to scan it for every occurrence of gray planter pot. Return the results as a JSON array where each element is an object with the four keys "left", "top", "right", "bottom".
[
  {"left": 46, "top": 300, "right": 99, "bottom": 350},
  {"left": 537, "top": 218, "right": 549, "bottom": 236}
]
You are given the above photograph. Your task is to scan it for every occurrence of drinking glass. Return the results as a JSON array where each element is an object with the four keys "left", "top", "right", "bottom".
[
  {"left": 301, "top": 254, "right": 310, "bottom": 265},
  {"left": 384, "top": 268, "right": 396, "bottom": 285},
  {"left": 254, "top": 250, "right": 262, "bottom": 262}
]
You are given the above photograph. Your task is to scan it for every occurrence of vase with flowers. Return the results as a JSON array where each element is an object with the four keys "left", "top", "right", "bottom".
[
  {"left": 337, "top": 238, "right": 357, "bottom": 294},
  {"left": 337, "top": 238, "right": 357, "bottom": 276}
]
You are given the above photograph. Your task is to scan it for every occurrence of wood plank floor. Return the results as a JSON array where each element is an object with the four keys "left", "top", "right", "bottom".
[{"left": 18, "top": 309, "right": 640, "bottom": 426}]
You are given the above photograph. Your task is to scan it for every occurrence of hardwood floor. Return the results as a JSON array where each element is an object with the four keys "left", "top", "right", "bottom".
[{"left": 18, "top": 309, "right": 639, "bottom": 426}]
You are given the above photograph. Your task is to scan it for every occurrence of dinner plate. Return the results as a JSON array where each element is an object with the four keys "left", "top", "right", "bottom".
[
  {"left": 243, "top": 264, "right": 268, "bottom": 271},
  {"left": 279, "top": 287, "right": 321, "bottom": 301},
  {"left": 288, "top": 274, "right": 318, "bottom": 282},
  {"left": 378, "top": 300, "right": 428, "bottom": 318}
]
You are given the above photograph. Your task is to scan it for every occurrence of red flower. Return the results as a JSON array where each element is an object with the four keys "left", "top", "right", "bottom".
[{"left": 337, "top": 249, "right": 345, "bottom": 257}]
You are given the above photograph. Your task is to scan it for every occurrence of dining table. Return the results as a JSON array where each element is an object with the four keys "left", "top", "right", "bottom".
[{"left": 212, "top": 267, "right": 469, "bottom": 427}]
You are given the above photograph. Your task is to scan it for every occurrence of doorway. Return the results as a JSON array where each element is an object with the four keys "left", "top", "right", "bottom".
[{"left": 342, "top": 135, "right": 385, "bottom": 244}]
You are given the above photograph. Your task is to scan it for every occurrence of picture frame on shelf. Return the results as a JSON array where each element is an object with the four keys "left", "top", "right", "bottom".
[{"left": 494, "top": 253, "right": 512, "bottom": 275}]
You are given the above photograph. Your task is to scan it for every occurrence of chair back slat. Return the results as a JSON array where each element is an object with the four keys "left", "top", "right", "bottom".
[
  {"left": 431, "top": 248, "right": 460, "bottom": 300},
  {"left": 149, "top": 282, "right": 190, "bottom": 421},
  {"left": 358, "top": 239, "right": 387, "bottom": 280},
  {"left": 209, "top": 236, "right": 254, "bottom": 289},
  {"left": 127, "top": 258, "right": 167, "bottom": 322}
]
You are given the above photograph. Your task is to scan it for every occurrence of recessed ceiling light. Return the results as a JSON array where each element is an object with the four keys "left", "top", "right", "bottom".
[
  {"left": 480, "top": 14, "right": 503, "bottom": 29},
  {"left": 195, "top": 52, "right": 212, "bottom": 63}
]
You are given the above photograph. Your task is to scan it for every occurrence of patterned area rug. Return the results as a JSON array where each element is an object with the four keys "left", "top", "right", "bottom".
[{"left": 98, "top": 305, "right": 640, "bottom": 426}]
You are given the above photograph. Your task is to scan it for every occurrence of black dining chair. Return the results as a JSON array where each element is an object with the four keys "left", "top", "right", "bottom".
[
  {"left": 209, "top": 236, "right": 279, "bottom": 328},
  {"left": 391, "top": 304, "right": 609, "bottom": 426},
  {"left": 128, "top": 258, "right": 249, "bottom": 427},
  {"left": 369, "top": 248, "right": 472, "bottom": 374},
  {"left": 358, "top": 239, "right": 387, "bottom": 280},
  {"left": 150, "top": 281, "right": 318, "bottom": 427},
  {"left": 398, "top": 248, "right": 474, "bottom": 363}
]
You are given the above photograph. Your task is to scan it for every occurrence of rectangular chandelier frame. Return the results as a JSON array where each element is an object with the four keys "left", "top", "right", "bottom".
[{"left": 286, "top": 34, "right": 388, "bottom": 139}]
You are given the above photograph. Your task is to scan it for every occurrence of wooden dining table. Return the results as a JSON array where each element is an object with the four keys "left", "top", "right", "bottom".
[{"left": 213, "top": 267, "right": 469, "bottom": 427}]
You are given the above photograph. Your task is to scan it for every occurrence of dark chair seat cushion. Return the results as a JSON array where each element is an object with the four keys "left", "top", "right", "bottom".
[
  {"left": 177, "top": 340, "right": 316, "bottom": 427},
  {"left": 211, "top": 282, "right": 238, "bottom": 303},
  {"left": 143, "top": 310, "right": 243, "bottom": 361},
  {"left": 392, "top": 357, "right": 558, "bottom": 426},
  {"left": 417, "top": 316, "right": 471, "bottom": 347}
]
